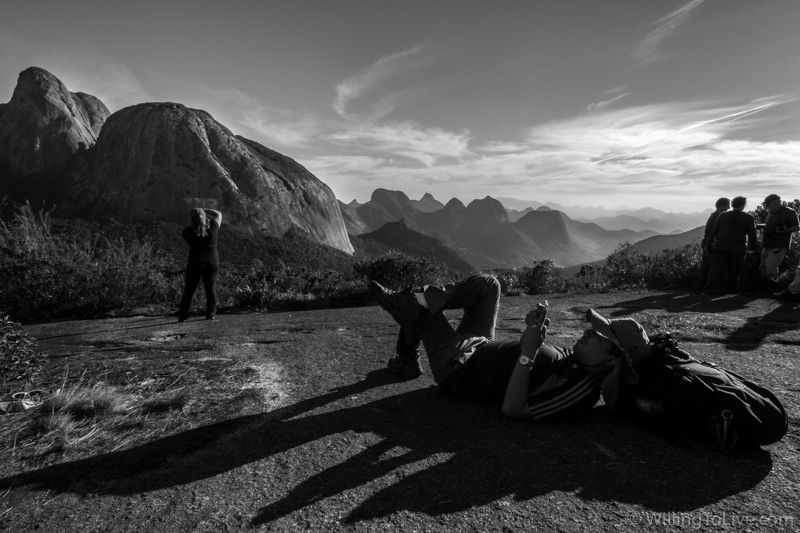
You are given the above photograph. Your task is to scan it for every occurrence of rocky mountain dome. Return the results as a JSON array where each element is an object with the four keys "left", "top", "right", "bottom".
[
  {"left": 0, "top": 67, "right": 109, "bottom": 179},
  {"left": 62, "top": 102, "right": 353, "bottom": 253}
]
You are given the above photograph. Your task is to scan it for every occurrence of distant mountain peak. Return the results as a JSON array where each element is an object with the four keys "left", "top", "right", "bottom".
[
  {"left": 445, "top": 198, "right": 466, "bottom": 210},
  {"left": 371, "top": 188, "right": 411, "bottom": 203}
]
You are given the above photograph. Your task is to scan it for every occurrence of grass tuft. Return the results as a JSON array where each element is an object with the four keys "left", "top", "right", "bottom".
[
  {"left": 40, "top": 381, "right": 134, "bottom": 421},
  {"left": 138, "top": 389, "right": 188, "bottom": 414}
]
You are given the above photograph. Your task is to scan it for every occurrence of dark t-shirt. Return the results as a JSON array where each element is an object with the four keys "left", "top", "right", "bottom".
[
  {"left": 708, "top": 209, "right": 757, "bottom": 253},
  {"left": 762, "top": 205, "right": 799, "bottom": 249},
  {"left": 442, "top": 339, "right": 599, "bottom": 420},
  {"left": 183, "top": 219, "right": 220, "bottom": 267}
]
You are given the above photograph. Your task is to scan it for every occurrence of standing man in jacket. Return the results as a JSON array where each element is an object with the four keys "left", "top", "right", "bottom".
[
  {"left": 706, "top": 196, "right": 758, "bottom": 293},
  {"left": 697, "top": 197, "right": 730, "bottom": 290}
]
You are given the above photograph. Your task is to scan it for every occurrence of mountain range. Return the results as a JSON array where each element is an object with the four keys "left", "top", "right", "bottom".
[
  {"left": 339, "top": 189, "right": 675, "bottom": 268},
  {"left": 0, "top": 66, "right": 706, "bottom": 271}
]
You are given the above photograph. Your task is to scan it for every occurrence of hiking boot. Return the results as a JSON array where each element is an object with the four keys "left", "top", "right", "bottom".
[
  {"left": 367, "top": 281, "right": 422, "bottom": 327},
  {"left": 387, "top": 354, "right": 424, "bottom": 379}
]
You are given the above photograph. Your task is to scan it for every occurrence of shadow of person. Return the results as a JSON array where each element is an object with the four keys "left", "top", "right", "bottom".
[
  {"left": 1, "top": 371, "right": 773, "bottom": 527},
  {"left": 599, "top": 292, "right": 760, "bottom": 317},
  {"left": 724, "top": 301, "right": 800, "bottom": 351}
]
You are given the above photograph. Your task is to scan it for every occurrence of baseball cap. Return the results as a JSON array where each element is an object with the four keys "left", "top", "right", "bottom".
[
  {"left": 586, "top": 309, "right": 650, "bottom": 363},
  {"left": 585, "top": 309, "right": 651, "bottom": 411}
]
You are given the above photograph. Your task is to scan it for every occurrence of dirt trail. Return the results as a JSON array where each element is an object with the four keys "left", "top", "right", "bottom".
[{"left": 1, "top": 291, "right": 798, "bottom": 532}]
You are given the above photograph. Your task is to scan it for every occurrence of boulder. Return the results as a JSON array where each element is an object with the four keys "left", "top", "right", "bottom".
[
  {"left": 0, "top": 67, "right": 109, "bottom": 179},
  {"left": 65, "top": 102, "right": 353, "bottom": 253}
]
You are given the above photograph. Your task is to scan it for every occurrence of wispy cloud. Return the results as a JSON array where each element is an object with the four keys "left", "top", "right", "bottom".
[
  {"left": 302, "top": 96, "right": 800, "bottom": 209},
  {"left": 587, "top": 87, "right": 631, "bottom": 112},
  {"left": 631, "top": 0, "right": 706, "bottom": 66},
  {"left": 333, "top": 45, "right": 428, "bottom": 121},
  {"left": 325, "top": 121, "right": 471, "bottom": 167},
  {"left": 206, "top": 87, "right": 325, "bottom": 148}
]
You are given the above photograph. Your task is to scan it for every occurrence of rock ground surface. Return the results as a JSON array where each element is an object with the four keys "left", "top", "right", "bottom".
[{"left": 1, "top": 291, "right": 798, "bottom": 532}]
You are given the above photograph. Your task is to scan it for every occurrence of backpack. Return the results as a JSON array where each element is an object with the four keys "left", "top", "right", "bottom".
[{"left": 620, "top": 332, "right": 788, "bottom": 451}]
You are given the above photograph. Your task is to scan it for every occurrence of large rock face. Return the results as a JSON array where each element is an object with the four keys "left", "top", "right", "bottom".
[
  {"left": 0, "top": 67, "right": 109, "bottom": 179},
  {"left": 65, "top": 102, "right": 353, "bottom": 253}
]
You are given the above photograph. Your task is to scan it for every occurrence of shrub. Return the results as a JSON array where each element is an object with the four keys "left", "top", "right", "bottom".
[
  {"left": 518, "top": 260, "right": 556, "bottom": 295},
  {"left": 233, "top": 260, "right": 370, "bottom": 310},
  {"left": 644, "top": 242, "right": 702, "bottom": 289},
  {"left": 602, "top": 242, "right": 649, "bottom": 289},
  {"left": 353, "top": 251, "right": 452, "bottom": 289},
  {"left": 0, "top": 203, "right": 180, "bottom": 320},
  {"left": 0, "top": 313, "right": 41, "bottom": 386}
]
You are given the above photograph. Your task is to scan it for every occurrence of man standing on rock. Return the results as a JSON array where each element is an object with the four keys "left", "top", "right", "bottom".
[
  {"left": 368, "top": 275, "right": 646, "bottom": 420},
  {"left": 697, "top": 197, "right": 730, "bottom": 290},
  {"left": 706, "top": 196, "right": 758, "bottom": 293},
  {"left": 758, "top": 194, "right": 798, "bottom": 287}
]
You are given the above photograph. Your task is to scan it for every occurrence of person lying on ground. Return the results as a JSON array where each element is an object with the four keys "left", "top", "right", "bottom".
[{"left": 368, "top": 274, "right": 649, "bottom": 421}]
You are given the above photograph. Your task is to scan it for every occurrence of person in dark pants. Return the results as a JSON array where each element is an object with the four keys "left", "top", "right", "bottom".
[
  {"left": 178, "top": 207, "right": 223, "bottom": 322},
  {"left": 696, "top": 197, "right": 730, "bottom": 290},
  {"left": 706, "top": 196, "right": 757, "bottom": 293},
  {"left": 368, "top": 275, "right": 648, "bottom": 420}
]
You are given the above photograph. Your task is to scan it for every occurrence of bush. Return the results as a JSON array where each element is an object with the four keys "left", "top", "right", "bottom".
[
  {"left": 233, "top": 260, "right": 370, "bottom": 310},
  {"left": 0, "top": 203, "right": 181, "bottom": 320},
  {"left": 353, "top": 251, "right": 452, "bottom": 289},
  {"left": 644, "top": 242, "right": 702, "bottom": 289},
  {"left": 0, "top": 313, "right": 41, "bottom": 386},
  {"left": 493, "top": 261, "right": 576, "bottom": 296},
  {"left": 603, "top": 242, "right": 648, "bottom": 288}
]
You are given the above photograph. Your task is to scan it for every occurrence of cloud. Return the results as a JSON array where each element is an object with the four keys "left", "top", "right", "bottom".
[
  {"left": 587, "top": 88, "right": 631, "bottom": 112},
  {"left": 333, "top": 45, "right": 429, "bottom": 121},
  {"left": 325, "top": 121, "right": 471, "bottom": 167},
  {"left": 302, "top": 95, "right": 800, "bottom": 209},
  {"left": 205, "top": 88, "right": 325, "bottom": 149},
  {"left": 631, "top": 0, "right": 706, "bottom": 66}
]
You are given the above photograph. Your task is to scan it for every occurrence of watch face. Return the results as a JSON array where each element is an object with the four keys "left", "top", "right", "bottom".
[{"left": 519, "top": 355, "right": 530, "bottom": 366}]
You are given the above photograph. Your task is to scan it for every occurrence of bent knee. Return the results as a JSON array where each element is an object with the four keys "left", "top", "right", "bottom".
[{"left": 469, "top": 274, "right": 501, "bottom": 291}]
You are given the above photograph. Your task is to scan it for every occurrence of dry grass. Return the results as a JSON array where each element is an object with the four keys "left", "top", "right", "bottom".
[
  {"left": 138, "top": 388, "right": 188, "bottom": 414},
  {"left": 0, "top": 374, "right": 193, "bottom": 466}
]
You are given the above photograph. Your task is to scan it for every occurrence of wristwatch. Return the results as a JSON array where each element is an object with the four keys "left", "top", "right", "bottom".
[{"left": 518, "top": 355, "right": 533, "bottom": 367}]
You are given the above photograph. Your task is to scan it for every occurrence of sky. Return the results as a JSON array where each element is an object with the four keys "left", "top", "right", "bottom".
[{"left": 1, "top": 0, "right": 798, "bottom": 212}]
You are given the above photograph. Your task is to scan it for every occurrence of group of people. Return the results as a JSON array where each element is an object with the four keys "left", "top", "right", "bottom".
[{"left": 698, "top": 194, "right": 799, "bottom": 298}]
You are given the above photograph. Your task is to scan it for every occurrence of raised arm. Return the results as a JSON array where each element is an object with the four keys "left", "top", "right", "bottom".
[
  {"left": 204, "top": 208, "right": 223, "bottom": 226},
  {"left": 502, "top": 302, "right": 549, "bottom": 419}
]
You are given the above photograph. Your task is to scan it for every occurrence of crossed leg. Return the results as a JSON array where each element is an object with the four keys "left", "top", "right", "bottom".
[{"left": 391, "top": 274, "right": 501, "bottom": 382}]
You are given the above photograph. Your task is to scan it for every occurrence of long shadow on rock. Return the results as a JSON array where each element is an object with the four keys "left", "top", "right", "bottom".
[
  {"left": 599, "top": 293, "right": 759, "bottom": 317},
  {"left": 724, "top": 301, "right": 800, "bottom": 351},
  {"left": 1, "top": 370, "right": 773, "bottom": 526},
  {"left": 252, "top": 395, "right": 772, "bottom": 525}
]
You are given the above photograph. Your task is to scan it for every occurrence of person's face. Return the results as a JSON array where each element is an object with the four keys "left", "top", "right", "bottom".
[
  {"left": 767, "top": 200, "right": 780, "bottom": 213},
  {"left": 573, "top": 329, "right": 618, "bottom": 376}
]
